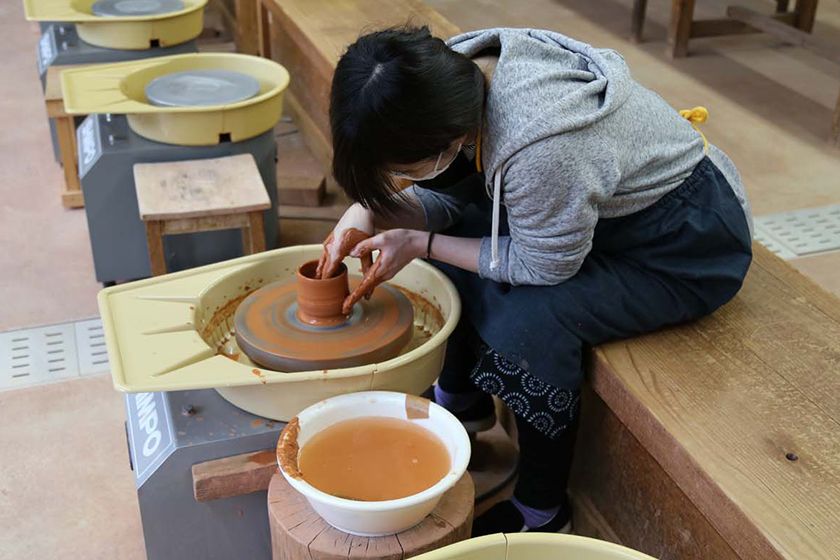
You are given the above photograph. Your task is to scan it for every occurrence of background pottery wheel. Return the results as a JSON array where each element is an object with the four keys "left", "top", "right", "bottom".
[
  {"left": 145, "top": 70, "right": 261, "bottom": 107},
  {"left": 91, "top": 0, "right": 185, "bottom": 17},
  {"left": 234, "top": 278, "right": 415, "bottom": 372}
]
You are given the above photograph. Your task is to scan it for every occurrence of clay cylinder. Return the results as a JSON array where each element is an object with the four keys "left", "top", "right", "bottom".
[{"left": 296, "top": 260, "right": 349, "bottom": 326}]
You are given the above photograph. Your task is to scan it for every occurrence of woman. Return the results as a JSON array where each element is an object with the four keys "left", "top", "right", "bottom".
[{"left": 318, "top": 26, "right": 753, "bottom": 536}]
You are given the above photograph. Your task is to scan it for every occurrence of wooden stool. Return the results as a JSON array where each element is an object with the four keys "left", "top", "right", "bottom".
[
  {"left": 45, "top": 64, "right": 85, "bottom": 209},
  {"left": 134, "top": 154, "right": 271, "bottom": 276},
  {"left": 268, "top": 472, "right": 474, "bottom": 560}
]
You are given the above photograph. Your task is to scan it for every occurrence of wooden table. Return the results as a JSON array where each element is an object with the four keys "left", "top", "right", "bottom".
[
  {"left": 570, "top": 244, "right": 840, "bottom": 559},
  {"left": 44, "top": 64, "right": 85, "bottom": 209}
]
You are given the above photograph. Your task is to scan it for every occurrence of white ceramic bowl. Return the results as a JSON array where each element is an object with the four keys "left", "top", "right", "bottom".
[{"left": 276, "top": 391, "right": 472, "bottom": 536}]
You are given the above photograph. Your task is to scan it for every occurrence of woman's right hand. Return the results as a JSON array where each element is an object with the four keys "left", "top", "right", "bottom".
[{"left": 316, "top": 203, "right": 375, "bottom": 280}]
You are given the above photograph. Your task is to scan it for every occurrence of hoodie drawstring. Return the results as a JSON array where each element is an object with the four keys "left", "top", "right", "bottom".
[
  {"left": 474, "top": 134, "right": 501, "bottom": 271},
  {"left": 490, "top": 169, "right": 502, "bottom": 270}
]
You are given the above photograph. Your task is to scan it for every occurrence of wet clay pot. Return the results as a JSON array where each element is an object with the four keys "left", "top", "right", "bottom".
[{"left": 295, "top": 261, "right": 349, "bottom": 327}]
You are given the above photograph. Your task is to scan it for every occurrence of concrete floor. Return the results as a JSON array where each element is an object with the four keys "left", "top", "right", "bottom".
[{"left": 0, "top": 0, "right": 838, "bottom": 557}]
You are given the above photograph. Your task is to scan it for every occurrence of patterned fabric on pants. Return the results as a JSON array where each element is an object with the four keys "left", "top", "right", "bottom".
[{"left": 470, "top": 344, "right": 579, "bottom": 439}]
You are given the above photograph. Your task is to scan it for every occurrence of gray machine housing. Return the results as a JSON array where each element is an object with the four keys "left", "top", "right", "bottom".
[
  {"left": 125, "top": 389, "right": 284, "bottom": 560},
  {"left": 37, "top": 23, "right": 196, "bottom": 161},
  {"left": 77, "top": 114, "right": 279, "bottom": 284}
]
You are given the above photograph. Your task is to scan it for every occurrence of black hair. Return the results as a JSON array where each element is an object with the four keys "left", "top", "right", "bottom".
[{"left": 330, "top": 25, "right": 485, "bottom": 215}]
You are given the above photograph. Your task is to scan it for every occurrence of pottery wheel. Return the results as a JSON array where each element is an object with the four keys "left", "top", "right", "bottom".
[
  {"left": 145, "top": 70, "right": 261, "bottom": 107},
  {"left": 234, "top": 278, "right": 414, "bottom": 372},
  {"left": 91, "top": 0, "right": 184, "bottom": 17}
]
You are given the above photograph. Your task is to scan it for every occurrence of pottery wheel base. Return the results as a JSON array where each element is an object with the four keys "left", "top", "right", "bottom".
[
  {"left": 268, "top": 472, "right": 474, "bottom": 560},
  {"left": 234, "top": 278, "right": 414, "bottom": 372}
]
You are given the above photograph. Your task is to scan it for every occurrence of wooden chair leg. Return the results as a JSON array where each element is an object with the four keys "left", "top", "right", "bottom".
[
  {"left": 55, "top": 116, "right": 84, "bottom": 209},
  {"left": 631, "top": 0, "right": 649, "bottom": 43},
  {"left": 775, "top": 0, "right": 790, "bottom": 13},
  {"left": 794, "top": 0, "right": 817, "bottom": 32},
  {"left": 832, "top": 88, "right": 840, "bottom": 148},
  {"left": 668, "top": 0, "right": 696, "bottom": 58},
  {"left": 234, "top": 0, "right": 259, "bottom": 55},
  {"left": 257, "top": 0, "right": 272, "bottom": 58},
  {"left": 244, "top": 211, "right": 266, "bottom": 254},
  {"left": 144, "top": 220, "right": 168, "bottom": 276}
]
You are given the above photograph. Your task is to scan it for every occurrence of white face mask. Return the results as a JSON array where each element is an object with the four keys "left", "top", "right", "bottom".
[{"left": 391, "top": 142, "right": 462, "bottom": 182}]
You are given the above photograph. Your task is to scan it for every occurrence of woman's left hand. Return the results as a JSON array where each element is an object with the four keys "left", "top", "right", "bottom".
[{"left": 342, "top": 229, "right": 428, "bottom": 313}]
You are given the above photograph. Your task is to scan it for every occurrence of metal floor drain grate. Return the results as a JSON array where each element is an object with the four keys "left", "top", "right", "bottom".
[
  {"left": 75, "top": 318, "right": 111, "bottom": 376},
  {"left": 754, "top": 205, "right": 840, "bottom": 259},
  {"left": 1, "top": 318, "right": 110, "bottom": 391}
]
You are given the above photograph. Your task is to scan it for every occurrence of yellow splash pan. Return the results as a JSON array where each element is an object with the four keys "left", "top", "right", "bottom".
[
  {"left": 414, "top": 533, "right": 657, "bottom": 560},
  {"left": 60, "top": 53, "right": 290, "bottom": 146},
  {"left": 99, "top": 245, "right": 461, "bottom": 421},
  {"left": 23, "top": 0, "right": 208, "bottom": 50}
]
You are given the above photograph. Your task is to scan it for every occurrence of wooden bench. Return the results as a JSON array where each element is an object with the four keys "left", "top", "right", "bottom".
[
  {"left": 570, "top": 244, "right": 840, "bottom": 559},
  {"left": 45, "top": 64, "right": 85, "bottom": 209},
  {"left": 134, "top": 154, "right": 271, "bottom": 276}
]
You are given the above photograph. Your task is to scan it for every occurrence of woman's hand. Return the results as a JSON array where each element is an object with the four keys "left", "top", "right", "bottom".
[
  {"left": 342, "top": 229, "right": 428, "bottom": 313},
  {"left": 316, "top": 203, "right": 375, "bottom": 280}
]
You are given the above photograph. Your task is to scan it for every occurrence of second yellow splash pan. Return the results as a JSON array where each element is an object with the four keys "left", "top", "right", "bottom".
[
  {"left": 23, "top": 0, "right": 208, "bottom": 50},
  {"left": 61, "top": 53, "right": 291, "bottom": 146}
]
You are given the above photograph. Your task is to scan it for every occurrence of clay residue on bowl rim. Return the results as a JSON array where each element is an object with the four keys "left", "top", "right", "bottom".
[
  {"left": 405, "top": 394, "right": 431, "bottom": 419},
  {"left": 276, "top": 416, "right": 302, "bottom": 478},
  {"left": 396, "top": 286, "right": 444, "bottom": 331}
]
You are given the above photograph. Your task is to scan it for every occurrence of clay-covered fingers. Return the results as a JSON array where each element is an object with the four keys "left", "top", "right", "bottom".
[
  {"left": 353, "top": 241, "right": 375, "bottom": 300},
  {"left": 342, "top": 259, "right": 383, "bottom": 315},
  {"left": 360, "top": 252, "right": 375, "bottom": 300},
  {"left": 318, "top": 228, "right": 373, "bottom": 280},
  {"left": 315, "top": 232, "right": 335, "bottom": 279}
]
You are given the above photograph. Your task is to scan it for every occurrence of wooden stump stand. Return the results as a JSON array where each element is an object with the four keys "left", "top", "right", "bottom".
[
  {"left": 134, "top": 154, "right": 271, "bottom": 276},
  {"left": 268, "top": 472, "right": 474, "bottom": 560}
]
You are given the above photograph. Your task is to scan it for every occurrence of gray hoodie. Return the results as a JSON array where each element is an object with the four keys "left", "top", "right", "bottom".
[{"left": 413, "top": 28, "right": 752, "bottom": 286}]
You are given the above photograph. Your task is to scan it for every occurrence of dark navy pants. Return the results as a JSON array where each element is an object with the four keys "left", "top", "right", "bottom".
[{"left": 430, "top": 157, "right": 753, "bottom": 508}]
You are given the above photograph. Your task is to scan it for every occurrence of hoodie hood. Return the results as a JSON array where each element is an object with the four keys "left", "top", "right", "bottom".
[
  {"left": 448, "top": 28, "right": 633, "bottom": 178},
  {"left": 446, "top": 28, "right": 633, "bottom": 270}
]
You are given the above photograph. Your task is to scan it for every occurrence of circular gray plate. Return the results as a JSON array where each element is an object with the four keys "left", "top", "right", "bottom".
[
  {"left": 144, "top": 70, "right": 261, "bottom": 107},
  {"left": 91, "top": 0, "right": 185, "bottom": 17}
]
